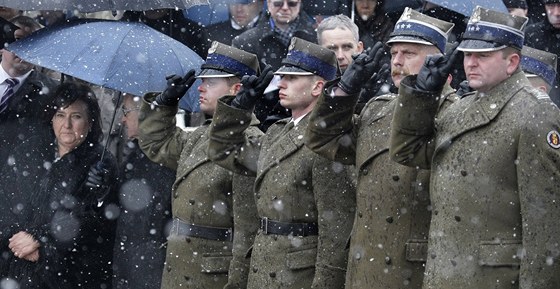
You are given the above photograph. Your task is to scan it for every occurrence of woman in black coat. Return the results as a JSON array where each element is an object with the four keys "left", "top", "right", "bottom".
[{"left": 0, "top": 82, "right": 118, "bottom": 289}]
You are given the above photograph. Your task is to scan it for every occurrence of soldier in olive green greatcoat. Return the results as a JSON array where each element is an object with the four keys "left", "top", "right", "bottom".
[
  {"left": 520, "top": 45, "right": 558, "bottom": 94},
  {"left": 207, "top": 37, "right": 356, "bottom": 289},
  {"left": 305, "top": 8, "right": 455, "bottom": 288},
  {"left": 390, "top": 7, "right": 560, "bottom": 288},
  {"left": 138, "top": 42, "right": 261, "bottom": 289}
]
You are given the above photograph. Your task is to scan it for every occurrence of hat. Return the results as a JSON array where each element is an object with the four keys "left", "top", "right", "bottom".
[
  {"left": 386, "top": 7, "right": 454, "bottom": 53},
  {"left": 503, "top": 0, "right": 528, "bottom": 9},
  {"left": 521, "top": 46, "right": 557, "bottom": 86},
  {"left": 197, "top": 41, "right": 260, "bottom": 78},
  {"left": 274, "top": 37, "right": 338, "bottom": 81},
  {"left": 542, "top": 0, "right": 560, "bottom": 4},
  {"left": 458, "top": 6, "right": 528, "bottom": 52}
]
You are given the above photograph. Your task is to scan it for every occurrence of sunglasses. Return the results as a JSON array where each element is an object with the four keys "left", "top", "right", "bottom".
[
  {"left": 271, "top": 0, "right": 299, "bottom": 7},
  {"left": 121, "top": 105, "right": 140, "bottom": 117}
]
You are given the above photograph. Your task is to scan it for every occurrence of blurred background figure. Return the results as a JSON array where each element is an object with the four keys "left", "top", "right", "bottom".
[
  {"left": 112, "top": 93, "right": 175, "bottom": 289},
  {"left": 302, "top": 0, "right": 350, "bottom": 25},
  {"left": 1, "top": 81, "right": 118, "bottom": 289},
  {"left": 525, "top": 0, "right": 560, "bottom": 106},
  {"left": 521, "top": 45, "right": 558, "bottom": 95},
  {"left": 0, "top": 6, "right": 21, "bottom": 20},
  {"left": 121, "top": 9, "right": 208, "bottom": 58},
  {"left": 0, "top": 15, "right": 57, "bottom": 171},
  {"left": 503, "top": 0, "right": 529, "bottom": 17},
  {"left": 205, "top": 0, "right": 263, "bottom": 45},
  {"left": 351, "top": 0, "right": 394, "bottom": 48}
]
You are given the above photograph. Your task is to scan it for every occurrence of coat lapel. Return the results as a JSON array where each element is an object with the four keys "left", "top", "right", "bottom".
[
  {"left": 435, "top": 72, "right": 529, "bottom": 153},
  {"left": 255, "top": 116, "right": 307, "bottom": 188}
]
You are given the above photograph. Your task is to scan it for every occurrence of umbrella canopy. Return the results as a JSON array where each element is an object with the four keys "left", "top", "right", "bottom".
[
  {"left": 0, "top": 0, "right": 208, "bottom": 13},
  {"left": 426, "top": 0, "right": 508, "bottom": 16},
  {"left": 7, "top": 19, "right": 203, "bottom": 109}
]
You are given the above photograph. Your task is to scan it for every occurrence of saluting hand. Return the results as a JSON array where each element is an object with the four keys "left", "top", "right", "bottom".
[
  {"left": 155, "top": 69, "right": 197, "bottom": 106},
  {"left": 415, "top": 42, "right": 461, "bottom": 92},
  {"left": 231, "top": 65, "right": 274, "bottom": 110},
  {"left": 338, "top": 42, "right": 386, "bottom": 95}
]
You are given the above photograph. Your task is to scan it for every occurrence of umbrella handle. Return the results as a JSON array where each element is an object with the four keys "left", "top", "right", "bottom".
[{"left": 100, "top": 90, "right": 122, "bottom": 164}]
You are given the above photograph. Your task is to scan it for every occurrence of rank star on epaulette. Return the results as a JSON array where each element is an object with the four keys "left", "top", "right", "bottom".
[{"left": 547, "top": 130, "right": 560, "bottom": 149}]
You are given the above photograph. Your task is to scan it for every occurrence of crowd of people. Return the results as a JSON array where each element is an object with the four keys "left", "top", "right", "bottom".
[{"left": 0, "top": 0, "right": 559, "bottom": 288}]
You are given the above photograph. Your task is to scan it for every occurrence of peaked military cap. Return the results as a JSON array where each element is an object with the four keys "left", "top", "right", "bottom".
[
  {"left": 458, "top": 6, "right": 528, "bottom": 52},
  {"left": 521, "top": 46, "right": 558, "bottom": 86},
  {"left": 198, "top": 41, "right": 260, "bottom": 78},
  {"left": 386, "top": 7, "right": 454, "bottom": 53},
  {"left": 275, "top": 37, "right": 338, "bottom": 81}
]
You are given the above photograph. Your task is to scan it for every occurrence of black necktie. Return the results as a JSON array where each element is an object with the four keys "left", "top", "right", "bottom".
[{"left": 0, "top": 78, "right": 19, "bottom": 113}]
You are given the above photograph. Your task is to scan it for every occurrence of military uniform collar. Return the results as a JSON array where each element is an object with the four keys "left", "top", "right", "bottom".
[{"left": 472, "top": 70, "right": 529, "bottom": 116}]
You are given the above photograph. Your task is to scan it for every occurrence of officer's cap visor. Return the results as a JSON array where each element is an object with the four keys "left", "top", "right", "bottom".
[
  {"left": 458, "top": 39, "right": 507, "bottom": 52},
  {"left": 196, "top": 68, "right": 236, "bottom": 78},
  {"left": 274, "top": 65, "right": 314, "bottom": 76}
]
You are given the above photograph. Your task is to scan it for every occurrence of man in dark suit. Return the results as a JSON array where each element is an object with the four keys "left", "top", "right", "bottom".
[
  {"left": 0, "top": 21, "right": 57, "bottom": 166},
  {"left": 205, "top": 0, "right": 263, "bottom": 45},
  {"left": 0, "top": 18, "right": 57, "bottom": 271}
]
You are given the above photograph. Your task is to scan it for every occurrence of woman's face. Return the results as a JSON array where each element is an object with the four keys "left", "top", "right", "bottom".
[{"left": 52, "top": 100, "right": 91, "bottom": 153}]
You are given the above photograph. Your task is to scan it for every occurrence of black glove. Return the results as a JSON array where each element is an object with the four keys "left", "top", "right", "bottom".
[
  {"left": 415, "top": 43, "right": 461, "bottom": 92},
  {"left": 155, "top": 69, "right": 197, "bottom": 106},
  {"left": 231, "top": 65, "right": 274, "bottom": 110},
  {"left": 363, "top": 63, "right": 390, "bottom": 95},
  {"left": 338, "top": 42, "right": 386, "bottom": 95},
  {"left": 85, "top": 161, "right": 109, "bottom": 193}
]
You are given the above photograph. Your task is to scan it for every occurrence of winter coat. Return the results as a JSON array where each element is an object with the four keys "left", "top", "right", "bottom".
[
  {"left": 524, "top": 20, "right": 560, "bottom": 106},
  {"left": 390, "top": 71, "right": 560, "bottom": 288},
  {"left": 204, "top": 16, "right": 259, "bottom": 47},
  {"left": 305, "top": 84, "right": 457, "bottom": 288},
  {"left": 112, "top": 139, "right": 175, "bottom": 289},
  {"left": 0, "top": 135, "right": 118, "bottom": 289},
  {"left": 0, "top": 70, "right": 57, "bottom": 168},
  {"left": 231, "top": 12, "right": 317, "bottom": 71},
  {"left": 137, "top": 93, "right": 256, "bottom": 289},
  {"left": 208, "top": 95, "right": 356, "bottom": 289},
  {"left": 354, "top": 9, "right": 394, "bottom": 49}
]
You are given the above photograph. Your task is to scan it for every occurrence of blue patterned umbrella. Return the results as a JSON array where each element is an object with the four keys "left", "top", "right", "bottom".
[{"left": 7, "top": 19, "right": 203, "bottom": 111}]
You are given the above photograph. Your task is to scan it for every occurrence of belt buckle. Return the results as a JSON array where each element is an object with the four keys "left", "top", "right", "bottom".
[{"left": 261, "top": 217, "right": 268, "bottom": 234}]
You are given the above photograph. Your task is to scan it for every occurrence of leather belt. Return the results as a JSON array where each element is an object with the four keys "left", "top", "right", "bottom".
[
  {"left": 260, "top": 217, "right": 318, "bottom": 237},
  {"left": 171, "top": 218, "right": 233, "bottom": 242}
]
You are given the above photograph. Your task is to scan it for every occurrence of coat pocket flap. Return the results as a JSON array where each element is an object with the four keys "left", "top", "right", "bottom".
[
  {"left": 406, "top": 239, "right": 428, "bottom": 262},
  {"left": 286, "top": 247, "right": 317, "bottom": 270},
  {"left": 478, "top": 241, "right": 522, "bottom": 267},
  {"left": 201, "top": 254, "right": 233, "bottom": 273}
]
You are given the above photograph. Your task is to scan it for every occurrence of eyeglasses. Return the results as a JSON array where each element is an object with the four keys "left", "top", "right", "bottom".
[
  {"left": 271, "top": 0, "right": 299, "bottom": 8},
  {"left": 121, "top": 105, "right": 140, "bottom": 117}
]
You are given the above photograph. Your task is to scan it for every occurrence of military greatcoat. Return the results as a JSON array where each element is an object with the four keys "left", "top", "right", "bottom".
[
  {"left": 390, "top": 71, "right": 560, "bottom": 288},
  {"left": 305, "top": 85, "right": 456, "bottom": 288},
  {"left": 208, "top": 95, "right": 356, "bottom": 289},
  {"left": 138, "top": 93, "right": 256, "bottom": 289}
]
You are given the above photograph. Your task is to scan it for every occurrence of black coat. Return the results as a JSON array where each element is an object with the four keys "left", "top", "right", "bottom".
[
  {"left": 525, "top": 20, "right": 560, "bottom": 106},
  {"left": 232, "top": 12, "right": 317, "bottom": 71},
  {"left": 205, "top": 18, "right": 257, "bottom": 46},
  {"left": 0, "top": 136, "right": 118, "bottom": 289},
  {"left": 112, "top": 139, "right": 175, "bottom": 289},
  {"left": 0, "top": 70, "right": 57, "bottom": 167}
]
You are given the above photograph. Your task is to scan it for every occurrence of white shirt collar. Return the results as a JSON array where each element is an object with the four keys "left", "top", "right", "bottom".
[
  {"left": 230, "top": 15, "right": 260, "bottom": 30},
  {"left": 0, "top": 63, "right": 33, "bottom": 86}
]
